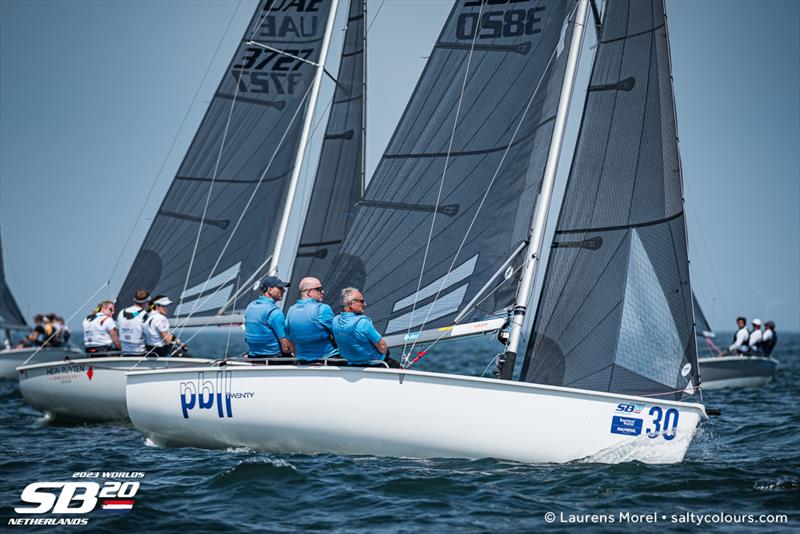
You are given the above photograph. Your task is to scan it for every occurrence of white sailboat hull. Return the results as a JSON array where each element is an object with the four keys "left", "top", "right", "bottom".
[
  {"left": 698, "top": 355, "right": 779, "bottom": 390},
  {"left": 18, "top": 357, "right": 215, "bottom": 422},
  {"left": 0, "top": 347, "right": 81, "bottom": 380},
  {"left": 127, "top": 366, "right": 706, "bottom": 464}
]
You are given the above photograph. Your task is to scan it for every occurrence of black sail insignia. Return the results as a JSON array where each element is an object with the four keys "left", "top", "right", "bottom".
[
  {"left": 522, "top": 0, "right": 700, "bottom": 401},
  {"left": 0, "top": 227, "right": 28, "bottom": 330},
  {"left": 327, "top": 0, "right": 579, "bottom": 337},
  {"left": 115, "top": 0, "right": 333, "bottom": 317},
  {"left": 289, "top": 0, "right": 365, "bottom": 298}
]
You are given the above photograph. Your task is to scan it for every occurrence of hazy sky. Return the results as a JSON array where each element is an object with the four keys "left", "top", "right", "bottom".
[{"left": 1, "top": 0, "right": 798, "bottom": 332}]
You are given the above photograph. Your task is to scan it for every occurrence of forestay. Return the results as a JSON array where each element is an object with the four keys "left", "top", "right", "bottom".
[
  {"left": 115, "top": 0, "right": 334, "bottom": 317},
  {"left": 0, "top": 227, "right": 27, "bottom": 330},
  {"left": 289, "top": 0, "right": 365, "bottom": 297},
  {"left": 522, "top": 0, "right": 700, "bottom": 401},
  {"left": 326, "top": 0, "right": 579, "bottom": 340}
]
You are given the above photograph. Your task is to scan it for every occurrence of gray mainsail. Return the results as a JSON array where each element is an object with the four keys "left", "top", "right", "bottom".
[
  {"left": 289, "top": 0, "right": 365, "bottom": 296},
  {"left": 521, "top": 0, "right": 700, "bottom": 400},
  {"left": 0, "top": 227, "right": 27, "bottom": 330},
  {"left": 115, "top": 0, "right": 334, "bottom": 317},
  {"left": 327, "top": 0, "right": 579, "bottom": 340}
]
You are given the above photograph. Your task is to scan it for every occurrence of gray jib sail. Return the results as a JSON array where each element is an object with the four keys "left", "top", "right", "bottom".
[
  {"left": 326, "top": 0, "right": 578, "bottom": 337},
  {"left": 521, "top": 0, "right": 700, "bottom": 401},
  {"left": 693, "top": 292, "right": 718, "bottom": 358},
  {"left": 289, "top": 0, "right": 365, "bottom": 298},
  {"left": 0, "top": 228, "right": 27, "bottom": 329},
  {"left": 115, "top": 0, "right": 333, "bottom": 317}
]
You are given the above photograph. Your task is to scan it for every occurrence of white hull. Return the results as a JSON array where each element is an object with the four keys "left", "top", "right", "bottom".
[
  {"left": 0, "top": 347, "right": 81, "bottom": 380},
  {"left": 18, "top": 357, "right": 215, "bottom": 422},
  {"left": 699, "top": 355, "right": 779, "bottom": 391},
  {"left": 127, "top": 366, "right": 706, "bottom": 464}
]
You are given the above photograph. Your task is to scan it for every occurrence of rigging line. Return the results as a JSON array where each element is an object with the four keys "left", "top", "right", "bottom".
[
  {"left": 401, "top": 0, "right": 486, "bottom": 363},
  {"left": 106, "top": 0, "right": 244, "bottom": 288},
  {"left": 19, "top": 280, "right": 110, "bottom": 368},
  {"left": 171, "top": 81, "right": 315, "bottom": 331},
  {"left": 406, "top": 38, "right": 563, "bottom": 359},
  {"left": 366, "top": 0, "right": 387, "bottom": 32},
  {"left": 404, "top": 257, "right": 529, "bottom": 369}
]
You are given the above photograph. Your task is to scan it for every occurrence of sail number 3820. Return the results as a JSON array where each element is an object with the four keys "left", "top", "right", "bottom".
[{"left": 646, "top": 406, "right": 679, "bottom": 441}]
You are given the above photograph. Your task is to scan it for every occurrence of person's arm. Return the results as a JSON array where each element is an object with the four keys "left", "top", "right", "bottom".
[
  {"left": 363, "top": 320, "right": 388, "bottom": 354},
  {"left": 270, "top": 311, "right": 294, "bottom": 355},
  {"left": 156, "top": 316, "right": 174, "bottom": 344},
  {"left": 110, "top": 328, "right": 121, "bottom": 349}
]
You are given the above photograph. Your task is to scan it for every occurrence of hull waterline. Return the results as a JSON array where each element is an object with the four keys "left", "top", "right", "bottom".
[
  {"left": 18, "top": 357, "right": 215, "bottom": 423},
  {"left": 698, "top": 355, "right": 779, "bottom": 390},
  {"left": 0, "top": 347, "right": 81, "bottom": 380},
  {"left": 127, "top": 366, "right": 706, "bottom": 464}
]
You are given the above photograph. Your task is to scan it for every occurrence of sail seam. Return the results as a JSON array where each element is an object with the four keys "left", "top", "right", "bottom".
[{"left": 599, "top": 22, "right": 665, "bottom": 45}]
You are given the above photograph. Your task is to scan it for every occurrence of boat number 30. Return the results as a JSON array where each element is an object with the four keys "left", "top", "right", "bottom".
[{"left": 646, "top": 407, "right": 679, "bottom": 441}]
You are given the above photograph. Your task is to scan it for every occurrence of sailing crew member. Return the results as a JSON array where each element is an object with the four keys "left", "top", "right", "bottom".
[
  {"left": 52, "top": 314, "right": 71, "bottom": 346},
  {"left": 332, "top": 287, "right": 401, "bottom": 368},
  {"left": 143, "top": 295, "right": 183, "bottom": 357},
  {"left": 244, "top": 276, "right": 294, "bottom": 363},
  {"left": 748, "top": 318, "right": 763, "bottom": 354},
  {"left": 728, "top": 316, "right": 750, "bottom": 354},
  {"left": 285, "top": 277, "right": 337, "bottom": 364},
  {"left": 82, "top": 301, "right": 120, "bottom": 354},
  {"left": 117, "top": 289, "right": 150, "bottom": 356},
  {"left": 761, "top": 321, "right": 777, "bottom": 356}
]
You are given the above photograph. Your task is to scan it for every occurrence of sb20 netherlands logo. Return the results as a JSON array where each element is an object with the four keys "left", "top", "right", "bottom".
[{"left": 8, "top": 472, "right": 144, "bottom": 527}]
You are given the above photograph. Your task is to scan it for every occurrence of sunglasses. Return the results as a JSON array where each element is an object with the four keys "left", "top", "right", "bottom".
[
  {"left": 305, "top": 287, "right": 324, "bottom": 293},
  {"left": 352, "top": 298, "right": 365, "bottom": 304}
]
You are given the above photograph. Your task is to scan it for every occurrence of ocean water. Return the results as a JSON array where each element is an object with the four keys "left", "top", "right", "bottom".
[{"left": 1, "top": 332, "right": 797, "bottom": 532}]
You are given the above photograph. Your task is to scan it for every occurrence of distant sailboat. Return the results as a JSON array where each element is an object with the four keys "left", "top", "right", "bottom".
[
  {"left": 126, "top": 0, "right": 709, "bottom": 464},
  {"left": 0, "top": 227, "right": 78, "bottom": 379},
  {"left": 17, "top": 0, "right": 347, "bottom": 421},
  {"left": 693, "top": 295, "right": 779, "bottom": 390}
]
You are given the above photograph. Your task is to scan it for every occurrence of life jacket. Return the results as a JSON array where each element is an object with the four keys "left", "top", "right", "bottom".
[
  {"left": 118, "top": 305, "right": 148, "bottom": 354},
  {"left": 332, "top": 312, "right": 383, "bottom": 364},
  {"left": 286, "top": 299, "right": 336, "bottom": 361},
  {"left": 732, "top": 327, "right": 749, "bottom": 347},
  {"left": 244, "top": 297, "right": 283, "bottom": 356},
  {"left": 143, "top": 311, "right": 169, "bottom": 347},
  {"left": 762, "top": 331, "right": 777, "bottom": 356},
  {"left": 82, "top": 312, "right": 114, "bottom": 348}
]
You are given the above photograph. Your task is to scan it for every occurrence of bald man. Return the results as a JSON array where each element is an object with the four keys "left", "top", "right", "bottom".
[{"left": 285, "top": 277, "right": 337, "bottom": 363}]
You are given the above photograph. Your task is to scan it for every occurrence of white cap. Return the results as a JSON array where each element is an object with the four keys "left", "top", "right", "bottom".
[
  {"left": 153, "top": 297, "right": 173, "bottom": 307},
  {"left": 752, "top": 318, "right": 762, "bottom": 326}
]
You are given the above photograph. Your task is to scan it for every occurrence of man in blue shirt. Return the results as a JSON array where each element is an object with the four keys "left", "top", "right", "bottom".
[
  {"left": 244, "top": 276, "right": 294, "bottom": 363},
  {"left": 332, "top": 287, "right": 401, "bottom": 368},
  {"left": 285, "top": 277, "right": 338, "bottom": 363}
]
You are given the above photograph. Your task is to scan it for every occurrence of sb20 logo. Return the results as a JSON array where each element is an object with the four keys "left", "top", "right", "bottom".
[{"left": 14, "top": 482, "right": 139, "bottom": 514}]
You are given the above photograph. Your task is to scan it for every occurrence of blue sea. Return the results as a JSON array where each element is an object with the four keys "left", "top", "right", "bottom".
[{"left": 1, "top": 332, "right": 797, "bottom": 532}]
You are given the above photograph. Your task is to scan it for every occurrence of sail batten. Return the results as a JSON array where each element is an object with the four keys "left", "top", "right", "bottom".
[
  {"left": 115, "top": 0, "right": 335, "bottom": 316},
  {"left": 522, "top": 0, "right": 699, "bottom": 401},
  {"left": 0, "top": 228, "right": 28, "bottom": 330}
]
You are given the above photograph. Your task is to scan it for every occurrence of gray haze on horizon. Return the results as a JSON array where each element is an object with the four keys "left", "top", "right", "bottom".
[{"left": 1, "top": 0, "right": 798, "bottom": 333}]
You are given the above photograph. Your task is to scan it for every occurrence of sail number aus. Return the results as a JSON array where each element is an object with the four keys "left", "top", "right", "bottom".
[{"left": 456, "top": 5, "right": 545, "bottom": 40}]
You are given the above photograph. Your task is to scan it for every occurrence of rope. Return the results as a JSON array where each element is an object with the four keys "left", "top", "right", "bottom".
[
  {"left": 20, "top": 280, "right": 110, "bottom": 367},
  {"left": 405, "top": 41, "right": 563, "bottom": 362},
  {"left": 401, "top": 0, "right": 486, "bottom": 364}
]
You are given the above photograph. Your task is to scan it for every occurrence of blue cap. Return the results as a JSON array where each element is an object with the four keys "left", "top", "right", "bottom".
[{"left": 259, "top": 275, "right": 290, "bottom": 292}]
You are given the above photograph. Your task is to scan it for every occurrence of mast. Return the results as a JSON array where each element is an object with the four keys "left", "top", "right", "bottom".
[
  {"left": 360, "top": 0, "right": 367, "bottom": 197},
  {"left": 268, "top": 0, "right": 340, "bottom": 278},
  {"left": 498, "top": 0, "right": 590, "bottom": 380}
]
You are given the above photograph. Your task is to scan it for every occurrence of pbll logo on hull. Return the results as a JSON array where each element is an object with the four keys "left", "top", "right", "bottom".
[{"left": 180, "top": 371, "right": 234, "bottom": 419}]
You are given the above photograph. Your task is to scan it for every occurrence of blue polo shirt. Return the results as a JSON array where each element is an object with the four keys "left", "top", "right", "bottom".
[
  {"left": 285, "top": 298, "right": 337, "bottom": 361},
  {"left": 332, "top": 312, "right": 384, "bottom": 364},
  {"left": 244, "top": 296, "right": 287, "bottom": 356}
]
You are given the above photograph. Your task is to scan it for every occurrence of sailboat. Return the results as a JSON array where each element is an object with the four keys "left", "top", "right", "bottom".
[
  {"left": 17, "top": 0, "right": 352, "bottom": 422},
  {"left": 126, "top": 0, "right": 709, "bottom": 464},
  {"left": 0, "top": 227, "right": 79, "bottom": 379},
  {"left": 693, "top": 295, "right": 779, "bottom": 390}
]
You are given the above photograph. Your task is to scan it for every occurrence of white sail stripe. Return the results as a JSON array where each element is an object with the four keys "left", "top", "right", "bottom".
[
  {"left": 180, "top": 262, "right": 241, "bottom": 300},
  {"left": 386, "top": 284, "right": 469, "bottom": 334},
  {"left": 392, "top": 255, "right": 478, "bottom": 313},
  {"left": 175, "top": 284, "right": 234, "bottom": 316}
]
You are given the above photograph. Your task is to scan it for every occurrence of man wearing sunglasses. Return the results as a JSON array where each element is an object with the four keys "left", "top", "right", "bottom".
[
  {"left": 332, "top": 287, "right": 401, "bottom": 368},
  {"left": 244, "top": 276, "right": 294, "bottom": 363},
  {"left": 285, "top": 277, "right": 338, "bottom": 364}
]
